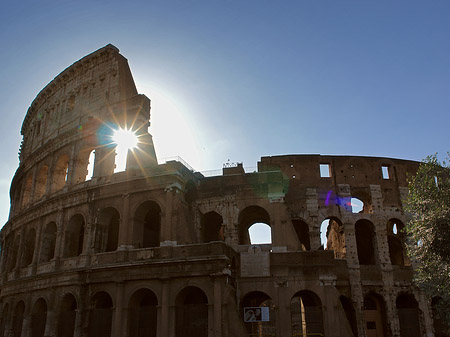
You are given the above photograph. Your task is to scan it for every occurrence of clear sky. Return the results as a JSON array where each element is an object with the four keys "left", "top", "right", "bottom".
[{"left": 1, "top": 0, "right": 450, "bottom": 228}]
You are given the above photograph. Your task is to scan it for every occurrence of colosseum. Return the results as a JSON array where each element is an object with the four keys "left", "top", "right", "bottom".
[{"left": 0, "top": 44, "right": 441, "bottom": 337}]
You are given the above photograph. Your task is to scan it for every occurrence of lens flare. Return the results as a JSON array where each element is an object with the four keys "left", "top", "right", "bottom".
[{"left": 113, "top": 128, "right": 138, "bottom": 150}]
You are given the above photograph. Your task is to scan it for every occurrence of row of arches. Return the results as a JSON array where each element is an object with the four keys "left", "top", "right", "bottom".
[
  {"left": 2, "top": 201, "right": 161, "bottom": 274},
  {"left": 0, "top": 286, "right": 209, "bottom": 337},
  {"left": 240, "top": 290, "right": 423, "bottom": 337},
  {"left": 15, "top": 139, "right": 134, "bottom": 212}
]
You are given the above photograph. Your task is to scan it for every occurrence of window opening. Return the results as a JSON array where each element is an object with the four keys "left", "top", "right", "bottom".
[
  {"left": 320, "top": 219, "right": 329, "bottom": 248},
  {"left": 248, "top": 223, "right": 272, "bottom": 245},
  {"left": 86, "top": 150, "right": 95, "bottom": 181},
  {"left": 320, "top": 164, "right": 331, "bottom": 178},
  {"left": 393, "top": 223, "right": 398, "bottom": 235},
  {"left": 350, "top": 197, "right": 364, "bottom": 213},
  {"left": 382, "top": 166, "right": 390, "bottom": 179}
]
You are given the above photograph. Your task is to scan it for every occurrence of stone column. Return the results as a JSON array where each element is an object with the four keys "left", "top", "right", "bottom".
[
  {"left": 161, "top": 186, "right": 175, "bottom": 245},
  {"left": 54, "top": 208, "right": 65, "bottom": 269},
  {"left": 119, "top": 194, "right": 130, "bottom": 249},
  {"left": 275, "top": 280, "right": 289, "bottom": 337},
  {"left": 213, "top": 277, "right": 222, "bottom": 337},
  {"left": 112, "top": 283, "right": 124, "bottom": 337},
  {"left": 159, "top": 279, "right": 170, "bottom": 337}
]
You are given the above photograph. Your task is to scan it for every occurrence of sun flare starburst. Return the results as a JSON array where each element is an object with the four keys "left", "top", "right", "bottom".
[{"left": 112, "top": 128, "right": 138, "bottom": 150}]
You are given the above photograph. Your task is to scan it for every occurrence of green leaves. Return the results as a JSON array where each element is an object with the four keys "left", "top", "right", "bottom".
[{"left": 405, "top": 153, "right": 450, "bottom": 333}]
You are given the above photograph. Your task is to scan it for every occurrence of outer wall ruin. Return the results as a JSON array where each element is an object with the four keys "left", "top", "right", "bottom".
[{"left": 0, "top": 45, "right": 439, "bottom": 337}]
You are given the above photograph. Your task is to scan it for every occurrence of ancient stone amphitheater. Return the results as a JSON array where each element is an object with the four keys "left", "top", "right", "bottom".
[{"left": 0, "top": 45, "right": 441, "bottom": 337}]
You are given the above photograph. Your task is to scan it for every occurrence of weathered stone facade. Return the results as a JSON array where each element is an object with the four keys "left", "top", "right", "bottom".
[{"left": 0, "top": 45, "right": 437, "bottom": 337}]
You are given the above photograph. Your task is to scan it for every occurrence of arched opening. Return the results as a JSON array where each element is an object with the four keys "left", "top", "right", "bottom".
[
  {"left": 292, "top": 219, "right": 310, "bottom": 251},
  {"left": 238, "top": 206, "right": 271, "bottom": 245},
  {"left": 7, "top": 235, "right": 20, "bottom": 272},
  {"left": 320, "top": 217, "right": 346, "bottom": 258},
  {"left": 363, "top": 293, "right": 388, "bottom": 337},
  {"left": 241, "top": 291, "right": 276, "bottom": 337},
  {"left": 96, "top": 207, "right": 120, "bottom": 253},
  {"left": 35, "top": 165, "right": 49, "bottom": 199},
  {"left": 355, "top": 219, "right": 377, "bottom": 265},
  {"left": 387, "top": 219, "right": 406, "bottom": 266},
  {"left": 31, "top": 298, "right": 47, "bottom": 337},
  {"left": 201, "top": 211, "right": 224, "bottom": 242},
  {"left": 40, "top": 222, "right": 57, "bottom": 263},
  {"left": 350, "top": 197, "right": 364, "bottom": 213},
  {"left": 248, "top": 223, "right": 272, "bottom": 245},
  {"left": 388, "top": 237, "right": 404, "bottom": 266},
  {"left": 128, "top": 289, "right": 158, "bottom": 337},
  {"left": 396, "top": 294, "right": 421, "bottom": 337},
  {"left": 12, "top": 301, "right": 25, "bottom": 337},
  {"left": 21, "top": 228, "right": 36, "bottom": 267},
  {"left": 86, "top": 150, "right": 95, "bottom": 180},
  {"left": 63, "top": 214, "right": 85, "bottom": 258},
  {"left": 73, "top": 148, "right": 95, "bottom": 183},
  {"left": 22, "top": 172, "right": 33, "bottom": 206},
  {"left": 57, "top": 294, "right": 77, "bottom": 337},
  {"left": 339, "top": 295, "right": 357, "bottom": 336},
  {"left": 175, "top": 286, "right": 208, "bottom": 337},
  {"left": 0, "top": 304, "right": 10, "bottom": 337},
  {"left": 6, "top": 235, "right": 20, "bottom": 272},
  {"left": 88, "top": 292, "right": 113, "bottom": 337},
  {"left": 290, "top": 290, "right": 324, "bottom": 337},
  {"left": 134, "top": 201, "right": 161, "bottom": 248},
  {"left": 52, "top": 154, "right": 70, "bottom": 191}
]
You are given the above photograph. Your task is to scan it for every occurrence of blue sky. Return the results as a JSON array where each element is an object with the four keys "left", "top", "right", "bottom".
[{"left": 1, "top": 0, "right": 450, "bottom": 227}]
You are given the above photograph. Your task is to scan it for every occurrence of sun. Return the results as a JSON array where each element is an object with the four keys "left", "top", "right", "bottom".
[
  {"left": 113, "top": 128, "right": 138, "bottom": 150},
  {"left": 112, "top": 128, "right": 139, "bottom": 172}
]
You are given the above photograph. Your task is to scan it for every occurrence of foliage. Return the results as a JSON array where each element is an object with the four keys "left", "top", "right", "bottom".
[{"left": 405, "top": 153, "right": 450, "bottom": 332}]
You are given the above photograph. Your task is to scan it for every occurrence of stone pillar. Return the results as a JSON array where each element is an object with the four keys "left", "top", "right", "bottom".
[
  {"left": 275, "top": 280, "right": 290, "bottom": 337},
  {"left": 119, "top": 194, "right": 130, "bottom": 249},
  {"left": 66, "top": 143, "right": 77, "bottom": 186},
  {"left": 112, "top": 283, "right": 124, "bottom": 337},
  {"left": 161, "top": 185, "right": 175, "bottom": 245},
  {"left": 44, "top": 310, "right": 57, "bottom": 337},
  {"left": 54, "top": 208, "right": 65, "bottom": 268},
  {"left": 159, "top": 279, "right": 170, "bottom": 337},
  {"left": 13, "top": 229, "right": 25, "bottom": 273},
  {"left": 213, "top": 277, "right": 222, "bottom": 337},
  {"left": 31, "top": 220, "right": 43, "bottom": 274}
]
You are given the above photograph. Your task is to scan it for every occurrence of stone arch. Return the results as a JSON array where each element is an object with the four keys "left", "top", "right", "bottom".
[
  {"left": 12, "top": 300, "right": 25, "bottom": 337},
  {"left": 363, "top": 293, "right": 388, "bottom": 337},
  {"left": 134, "top": 200, "right": 161, "bottom": 248},
  {"left": 387, "top": 219, "right": 406, "bottom": 266},
  {"left": 31, "top": 298, "right": 47, "bottom": 337},
  {"left": 127, "top": 288, "right": 158, "bottom": 337},
  {"left": 355, "top": 219, "right": 377, "bottom": 265},
  {"left": 63, "top": 214, "right": 85, "bottom": 258},
  {"left": 52, "top": 153, "right": 70, "bottom": 191},
  {"left": 40, "top": 221, "right": 57, "bottom": 263},
  {"left": 35, "top": 165, "right": 49, "bottom": 199},
  {"left": 74, "top": 148, "right": 95, "bottom": 183},
  {"left": 175, "top": 286, "right": 208, "bottom": 337},
  {"left": 88, "top": 291, "right": 113, "bottom": 337},
  {"left": 349, "top": 190, "right": 372, "bottom": 213},
  {"left": 57, "top": 293, "right": 77, "bottom": 337},
  {"left": 291, "top": 219, "right": 310, "bottom": 251},
  {"left": 22, "top": 171, "right": 33, "bottom": 206},
  {"left": 7, "top": 234, "right": 20, "bottom": 272},
  {"left": 241, "top": 291, "right": 276, "bottom": 337},
  {"left": 95, "top": 207, "right": 120, "bottom": 252},
  {"left": 396, "top": 293, "right": 421, "bottom": 337},
  {"left": 201, "top": 211, "right": 224, "bottom": 242},
  {"left": 320, "top": 217, "right": 346, "bottom": 258},
  {"left": 238, "top": 205, "right": 271, "bottom": 245},
  {"left": 21, "top": 227, "right": 36, "bottom": 267},
  {"left": 290, "top": 290, "right": 324, "bottom": 337}
]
